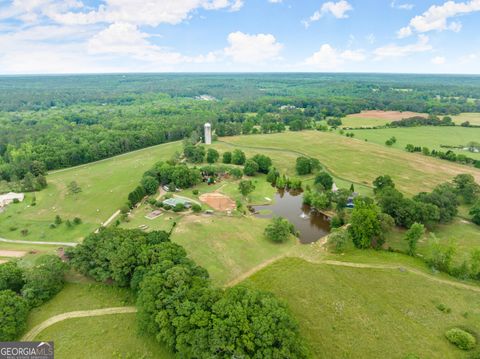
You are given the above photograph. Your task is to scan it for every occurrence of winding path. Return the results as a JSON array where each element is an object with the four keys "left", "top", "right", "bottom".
[
  {"left": 0, "top": 238, "right": 77, "bottom": 247},
  {"left": 22, "top": 307, "right": 137, "bottom": 341},
  {"left": 226, "top": 256, "right": 480, "bottom": 293}
]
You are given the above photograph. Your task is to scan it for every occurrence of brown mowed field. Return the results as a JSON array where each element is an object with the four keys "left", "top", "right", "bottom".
[
  {"left": 347, "top": 110, "right": 427, "bottom": 120},
  {"left": 199, "top": 192, "right": 236, "bottom": 211},
  {"left": 221, "top": 131, "right": 480, "bottom": 196}
]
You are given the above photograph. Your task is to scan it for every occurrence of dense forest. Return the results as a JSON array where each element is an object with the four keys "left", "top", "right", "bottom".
[{"left": 1, "top": 73, "right": 480, "bottom": 191}]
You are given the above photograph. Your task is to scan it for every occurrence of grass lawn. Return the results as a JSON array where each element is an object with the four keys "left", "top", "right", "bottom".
[
  {"left": 35, "top": 313, "right": 174, "bottom": 359},
  {"left": 244, "top": 257, "right": 480, "bottom": 359},
  {"left": 26, "top": 282, "right": 135, "bottom": 330},
  {"left": 171, "top": 214, "right": 300, "bottom": 285},
  {"left": 342, "top": 116, "right": 392, "bottom": 128},
  {"left": 453, "top": 113, "right": 480, "bottom": 126},
  {"left": 350, "top": 126, "right": 480, "bottom": 159},
  {"left": 27, "top": 280, "right": 174, "bottom": 358},
  {"left": 220, "top": 131, "right": 480, "bottom": 196},
  {"left": 386, "top": 219, "right": 480, "bottom": 266},
  {"left": 0, "top": 141, "right": 182, "bottom": 242}
]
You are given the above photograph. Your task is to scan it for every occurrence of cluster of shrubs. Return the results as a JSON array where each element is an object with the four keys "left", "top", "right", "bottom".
[
  {"left": 67, "top": 228, "right": 308, "bottom": 358},
  {"left": 405, "top": 144, "right": 480, "bottom": 168},
  {"left": 49, "top": 215, "right": 82, "bottom": 229},
  {"left": 0, "top": 256, "right": 67, "bottom": 340}
]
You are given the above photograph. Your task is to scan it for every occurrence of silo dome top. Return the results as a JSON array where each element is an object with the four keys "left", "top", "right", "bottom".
[{"left": 205, "top": 122, "right": 211, "bottom": 127}]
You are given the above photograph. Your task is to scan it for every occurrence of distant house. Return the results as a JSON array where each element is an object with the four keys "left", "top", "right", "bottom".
[
  {"left": 163, "top": 198, "right": 192, "bottom": 208},
  {"left": 0, "top": 192, "right": 24, "bottom": 208},
  {"left": 346, "top": 192, "right": 359, "bottom": 209}
]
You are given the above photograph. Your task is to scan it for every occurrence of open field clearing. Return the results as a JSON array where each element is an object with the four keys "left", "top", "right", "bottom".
[
  {"left": 386, "top": 219, "right": 480, "bottom": 265},
  {"left": 0, "top": 141, "right": 182, "bottom": 242},
  {"left": 453, "top": 113, "right": 480, "bottom": 125},
  {"left": 244, "top": 257, "right": 480, "bottom": 359},
  {"left": 24, "top": 280, "right": 173, "bottom": 358},
  {"left": 34, "top": 313, "right": 174, "bottom": 359},
  {"left": 171, "top": 214, "right": 300, "bottom": 285},
  {"left": 221, "top": 132, "right": 480, "bottom": 196},
  {"left": 350, "top": 126, "right": 480, "bottom": 159},
  {"left": 342, "top": 110, "right": 427, "bottom": 128}
]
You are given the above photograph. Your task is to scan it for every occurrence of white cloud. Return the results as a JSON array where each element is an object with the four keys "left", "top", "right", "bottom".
[
  {"left": 431, "top": 56, "right": 446, "bottom": 65},
  {"left": 224, "top": 31, "right": 283, "bottom": 64},
  {"left": 398, "top": 0, "right": 480, "bottom": 37},
  {"left": 87, "top": 22, "right": 218, "bottom": 64},
  {"left": 268, "top": 0, "right": 283, "bottom": 3},
  {"left": 1, "top": 0, "right": 243, "bottom": 26},
  {"left": 366, "top": 33, "right": 376, "bottom": 44},
  {"left": 302, "top": 0, "right": 353, "bottom": 28},
  {"left": 391, "top": 1, "right": 414, "bottom": 10},
  {"left": 305, "top": 44, "right": 365, "bottom": 69},
  {"left": 374, "top": 35, "right": 432, "bottom": 59}
]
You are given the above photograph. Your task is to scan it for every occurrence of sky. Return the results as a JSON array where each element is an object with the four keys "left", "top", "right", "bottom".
[{"left": 0, "top": 0, "right": 480, "bottom": 74}]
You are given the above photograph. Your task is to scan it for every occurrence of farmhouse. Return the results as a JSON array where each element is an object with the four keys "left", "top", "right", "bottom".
[
  {"left": 0, "top": 192, "right": 24, "bottom": 207},
  {"left": 163, "top": 197, "right": 192, "bottom": 208}
]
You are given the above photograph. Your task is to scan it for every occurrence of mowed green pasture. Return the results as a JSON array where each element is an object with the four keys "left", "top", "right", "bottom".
[
  {"left": 171, "top": 214, "right": 299, "bottom": 285},
  {"left": 350, "top": 126, "right": 480, "bottom": 159},
  {"left": 341, "top": 116, "right": 392, "bottom": 128},
  {"left": 244, "top": 257, "right": 480, "bottom": 359},
  {"left": 386, "top": 219, "right": 480, "bottom": 265},
  {"left": 0, "top": 141, "right": 182, "bottom": 242},
  {"left": 35, "top": 314, "right": 174, "bottom": 359},
  {"left": 221, "top": 131, "right": 480, "bottom": 196},
  {"left": 27, "top": 281, "right": 174, "bottom": 358},
  {"left": 453, "top": 113, "right": 480, "bottom": 126}
]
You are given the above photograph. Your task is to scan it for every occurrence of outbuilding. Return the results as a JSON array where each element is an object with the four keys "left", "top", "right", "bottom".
[{"left": 163, "top": 197, "right": 192, "bottom": 209}]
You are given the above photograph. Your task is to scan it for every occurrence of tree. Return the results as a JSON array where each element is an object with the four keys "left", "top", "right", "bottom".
[
  {"left": 426, "top": 235, "right": 456, "bottom": 273},
  {"left": 453, "top": 174, "right": 480, "bottom": 204},
  {"left": 414, "top": 183, "right": 458, "bottom": 223},
  {"left": 238, "top": 180, "right": 255, "bottom": 198},
  {"left": 141, "top": 175, "right": 160, "bottom": 195},
  {"left": 0, "top": 262, "right": 24, "bottom": 292},
  {"left": 0, "top": 290, "right": 29, "bottom": 340},
  {"left": 22, "top": 255, "right": 67, "bottom": 307},
  {"left": 470, "top": 200, "right": 480, "bottom": 225},
  {"left": 328, "top": 228, "right": 350, "bottom": 253},
  {"left": 314, "top": 171, "right": 333, "bottom": 191},
  {"left": 243, "top": 159, "right": 259, "bottom": 176},
  {"left": 348, "top": 197, "right": 385, "bottom": 249},
  {"left": 266, "top": 167, "right": 280, "bottom": 185},
  {"left": 183, "top": 144, "right": 205, "bottom": 163},
  {"left": 404, "top": 223, "right": 424, "bottom": 256},
  {"left": 231, "top": 149, "right": 246, "bottom": 165},
  {"left": 296, "top": 157, "right": 312, "bottom": 175},
  {"left": 206, "top": 148, "right": 220, "bottom": 164},
  {"left": 228, "top": 167, "right": 243, "bottom": 179},
  {"left": 251, "top": 154, "right": 272, "bottom": 174},
  {"left": 222, "top": 151, "right": 232, "bottom": 164},
  {"left": 210, "top": 287, "right": 308, "bottom": 358},
  {"left": 67, "top": 180, "right": 82, "bottom": 195},
  {"left": 264, "top": 217, "right": 295, "bottom": 243},
  {"left": 373, "top": 175, "right": 395, "bottom": 194}
]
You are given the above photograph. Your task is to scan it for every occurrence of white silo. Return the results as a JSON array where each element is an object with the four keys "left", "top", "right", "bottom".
[{"left": 204, "top": 122, "right": 212, "bottom": 145}]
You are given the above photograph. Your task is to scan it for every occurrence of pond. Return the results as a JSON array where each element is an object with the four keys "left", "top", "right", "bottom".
[{"left": 251, "top": 189, "right": 331, "bottom": 244}]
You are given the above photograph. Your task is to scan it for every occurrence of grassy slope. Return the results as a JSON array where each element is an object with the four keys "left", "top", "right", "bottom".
[
  {"left": 221, "top": 131, "right": 480, "bottom": 196},
  {"left": 350, "top": 126, "right": 480, "bottom": 159},
  {"left": 171, "top": 214, "right": 299, "bottom": 285},
  {"left": 244, "top": 257, "right": 480, "bottom": 359},
  {"left": 35, "top": 314, "right": 174, "bottom": 359},
  {"left": 342, "top": 116, "right": 392, "bottom": 128},
  {"left": 0, "top": 141, "right": 182, "bottom": 242},
  {"left": 27, "top": 281, "right": 173, "bottom": 358},
  {"left": 387, "top": 219, "right": 480, "bottom": 265}
]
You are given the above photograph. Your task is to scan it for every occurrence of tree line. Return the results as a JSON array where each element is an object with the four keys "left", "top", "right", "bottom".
[{"left": 66, "top": 228, "right": 309, "bottom": 358}]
